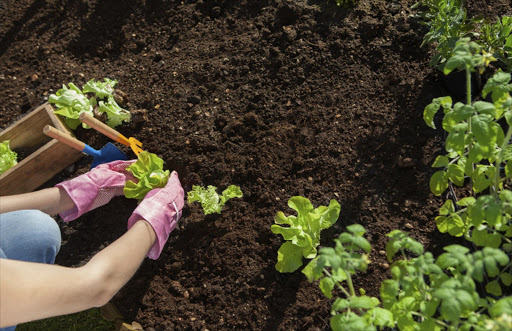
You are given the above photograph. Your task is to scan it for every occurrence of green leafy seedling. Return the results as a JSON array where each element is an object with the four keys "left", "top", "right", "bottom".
[
  {"left": 271, "top": 196, "right": 340, "bottom": 273},
  {"left": 187, "top": 185, "right": 243, "bottom": 215}
]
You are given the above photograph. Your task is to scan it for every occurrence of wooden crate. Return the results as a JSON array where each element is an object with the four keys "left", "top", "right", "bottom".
[{"left": 0, "top": 103, "right": 83, "bottom": 196}]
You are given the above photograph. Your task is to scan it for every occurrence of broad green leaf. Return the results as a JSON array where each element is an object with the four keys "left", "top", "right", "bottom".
[
  {"left": 472, "top": 114, "right": 497, "bottom": 154},
  {"left": 364, "top": 307, "right": 394, "bottom": 328},
  {"left": 432, "top": 155, "right": 450, "bottom": 168},
  {"left": 275, "top": 241, "right": 304, "bottom": 273},
  {"left": 424, "top": 96, "right": 452, "bottom": 129},
  {"left": 447, "top": 164, "right": 465, "bottom": 186},
  {"left": 471, "top": 229, "right": 501, "bottom": 248},
  {"left": 486, "top": 280, "right": 502, "bottom": 296},
  {"left": 319, "top": 277, "right": 335, "bottom": 299},
  {"left": 331, "top": 312, "right": 374, "bottom": 331},
  {"left": 457, "top": 197, "right": 476, "bottom": 207},
  {"left": 489, "top": 297, "right": 512, "bottom": 318},
  {"left": 501, "top": 273, "right": 512, "bottom": 286},
  {"left": 446, "top": 128, "right": 466, "bottom": 155},
  {"left": 473, "top": 100, "right": 497, "bottom": 118},
  {"left": 436, "top": 214, "right": 465, "bottom": 237},
  {"left": 430, "top": 171, "right": 449, "bottom": 196},
  {"left": 439, "top": 199, "right": 455, "bottom": 216}
]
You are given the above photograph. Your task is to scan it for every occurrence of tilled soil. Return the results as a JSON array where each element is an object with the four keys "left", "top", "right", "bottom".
[{"left": 1, "top": 0, "right": 511, "bottom": 330}]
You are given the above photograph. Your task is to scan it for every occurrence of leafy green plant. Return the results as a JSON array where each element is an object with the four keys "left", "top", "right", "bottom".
[
  {"left": 124, "top": 151, "right": 169, "bottom": 201},
  {"left": 479, "top": 16, "right": 512, "bottom": 71},
  {"left": 382, "top": 230, "right": 512, "bottom": 330},
  {"left": 187, "top": 185, "right": 243, "bottom": 215},
  {"left": 303, "top": 224, "right": 392, "bottom": 331},
  {"left": 303, "top": 225, "right": 512, "bottom": 330},
  {"left": 413, "top": 0, "right": 478, "bottom": 70},
  {"left": 271, "top": 196, "right": 340, "bottom": 273},
  {"left": 49, "top": 78, "right": 131, "bottom": 130},
  {"left": 424, "top": 38, "right": 512, "bottom": 250},
  {"left": 0, "top": 140, "right": 17, "bottom": 175}
]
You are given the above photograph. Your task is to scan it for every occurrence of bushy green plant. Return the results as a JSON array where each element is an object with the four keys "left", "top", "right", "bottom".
[
  {"left": 303, "top": 225, "right": 512, "bottom": 330},
  {"left": 424, "top": 38, "right": 512, "bottom": 251},
  {"left": 413, "top": 0, "right": 478, "bottom": 70},
  {"left": 479, "top": 16, "right": 512, "bottom": 71}
]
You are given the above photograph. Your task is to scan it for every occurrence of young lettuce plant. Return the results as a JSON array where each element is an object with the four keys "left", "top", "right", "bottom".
[
  {"left": 271, "top": 196, "right": 340, "bottom": 273},
  {"left": 0, "top": 140, "right": 17, "bottom": 175},
  {"left": 124, "top": 151, "right": 169, "bottom": 201},
  {"left": 49, "top": 78, "right": 131, "bottom": 130},
  {"left": 187, "top": 185, "right": 243, "bottom": 215}
]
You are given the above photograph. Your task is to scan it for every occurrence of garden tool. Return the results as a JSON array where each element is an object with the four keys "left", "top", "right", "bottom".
[
  {"left": 43, "top": 125, "right": 128, "bottom": 169},
  {"left": 79, "top": 113, "right": 144, "bottom": 156}
]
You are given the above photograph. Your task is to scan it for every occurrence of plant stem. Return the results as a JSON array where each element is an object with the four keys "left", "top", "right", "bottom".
[
  {"left": 466, "top": 67, "right": 475, "bottom": 195},
  {"left": 494, "top": 125, "right": 512, "bottom": 196}
]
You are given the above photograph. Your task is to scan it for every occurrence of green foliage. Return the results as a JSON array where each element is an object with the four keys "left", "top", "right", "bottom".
[
  {"left": 423, "top": 38, "right": 512, "bottom": 251},
  {"left": 271, "top": 196, "right": 340, "bottom": 273},
  {"left": 0, "top": 140, "right": 17, "bottom": 175},
  {"left": 479, "top": 16, "right": 512, "bottom": 71},
  {"left": 49, "top": 78, "right": 131, "bottom": 129},
  {"left": 413, "top": 0, "right": 477, "bottom": 70},
  {"left": 124, "top": 151, "right": 169, "bottom": 201},
  {"left": 49, "top": 82, "right": 95, "bottom": 130},
  {"left": 304, "top": 225, "right": 512, "bottom": 330},
  {"left": 187, "top": 184, "right": 243, "bottom": 215}
]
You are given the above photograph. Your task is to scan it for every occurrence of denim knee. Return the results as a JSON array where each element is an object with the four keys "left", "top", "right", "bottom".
[{"left": 0, "top": 209, "right": 61, "bottom": 264}]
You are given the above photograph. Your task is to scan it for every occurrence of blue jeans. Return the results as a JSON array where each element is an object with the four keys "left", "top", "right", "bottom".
[{"left": 0, "top": 210, "right": 62, "bottom": 330}]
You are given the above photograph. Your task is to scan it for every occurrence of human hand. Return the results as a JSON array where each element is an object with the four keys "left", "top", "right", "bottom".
[
  {"left": 127, "top": 171, "right": 184, "bottom": 259},
  {"left": 56, "top": 159, "right": 137, "bottom": 222}
]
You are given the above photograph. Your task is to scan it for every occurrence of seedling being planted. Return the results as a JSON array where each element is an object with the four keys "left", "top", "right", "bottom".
[
  {"left": 271, "top": 196, "right": 340, "bottom": 273},
  {"left": 187, "top": 185, "right": 243, "bottom": 215},
  {"left": 124, "top": 151, "right": 169, "bottom": 201}
]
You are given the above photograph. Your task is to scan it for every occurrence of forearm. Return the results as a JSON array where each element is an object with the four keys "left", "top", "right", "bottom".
[
  {"left": 0, "top": 220, "right": 156, "bottom": 327},
  {"left": 0, "top": 187, "right": 75, "bottom": 215},
  {"left": 81, "top": 220, "right": 156, "bottom": 304}
]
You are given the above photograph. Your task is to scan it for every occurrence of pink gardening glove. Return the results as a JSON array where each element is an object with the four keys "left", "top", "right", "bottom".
[
  {"left": 56, "top": 159, "right": 137, "bottom": 222},
  {"left": 127, "top": 171, "right": 184, "bottom": 260}
]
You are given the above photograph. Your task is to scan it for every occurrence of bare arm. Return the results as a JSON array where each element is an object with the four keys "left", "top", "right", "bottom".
[
  {"left": 0, "top": 220, "right": 156, "bottom": 327},
  {"left": 0, "top": 187, "right": 75, "bottom": 215}
]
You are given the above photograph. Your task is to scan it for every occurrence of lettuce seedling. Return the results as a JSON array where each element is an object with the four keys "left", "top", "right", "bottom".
[
  {"left": 187, "top": 185, "right": 243, "bottom": 215},
  {"left": 0, "top": 140, "right": 17, "bottom": 175},
  {"left": 271, "top": 196, "right": 340, "bottom": 273},
  {"left": 49, "top": 78, "right": 131, "bottom": 129},
  {"left": 124, "top": 151, "right": 169, "bottom": 201},
  {"left": 49, "top": 83, "right": 94, "bottom": 130},
  {"left": 98, "top": 96, "right": 132, "bottom": 128}
]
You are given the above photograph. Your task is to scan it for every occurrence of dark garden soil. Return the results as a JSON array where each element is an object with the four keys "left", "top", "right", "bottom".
[{"left": 1, "top": 0, "right": 512, "bottom": 330}]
